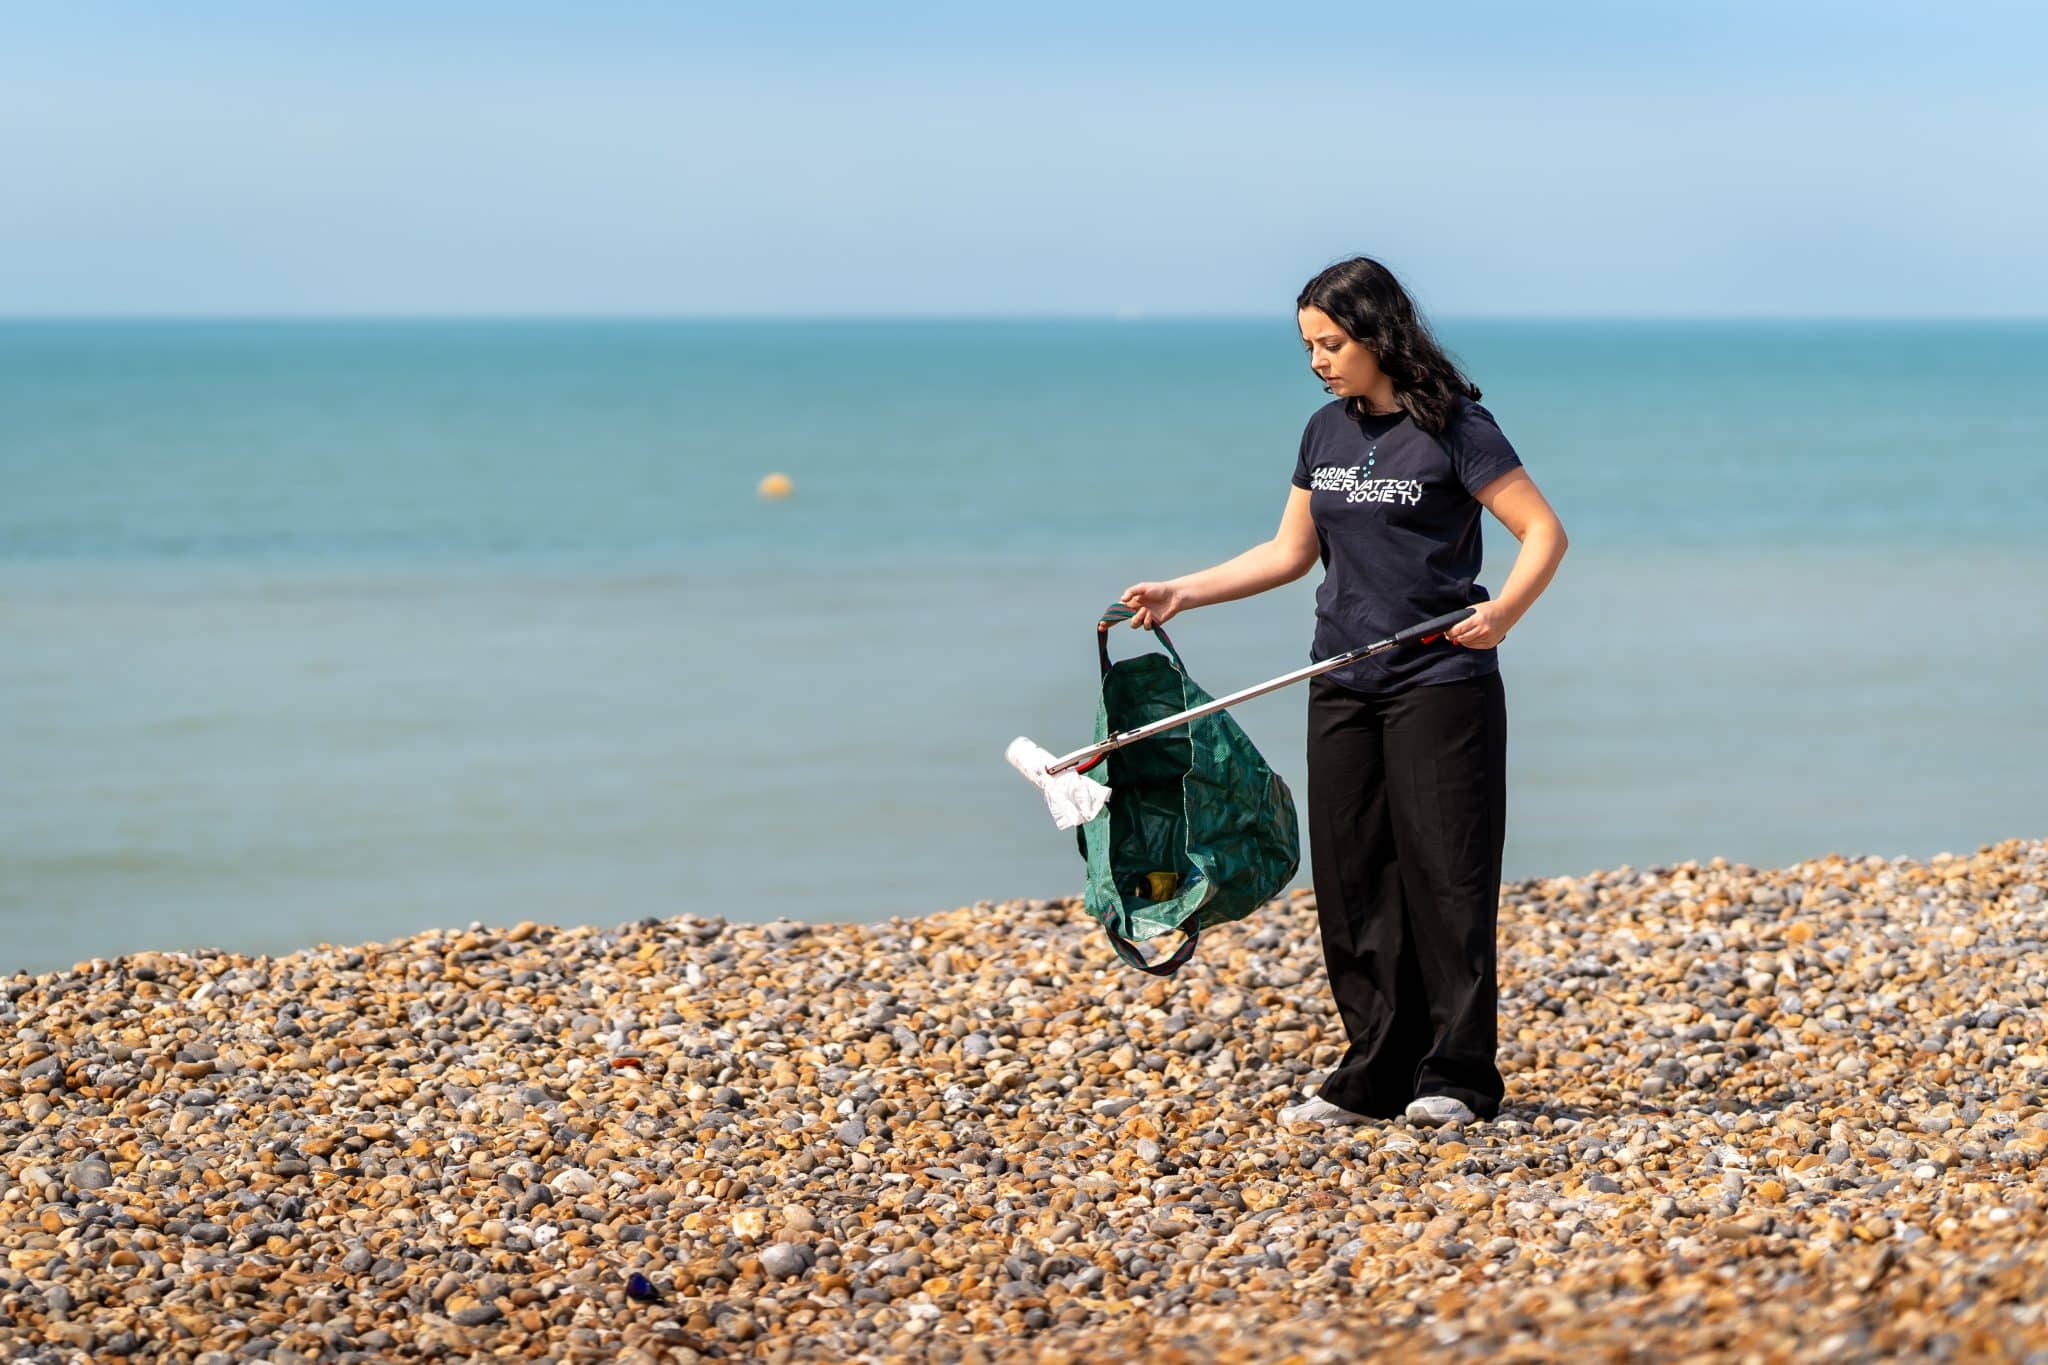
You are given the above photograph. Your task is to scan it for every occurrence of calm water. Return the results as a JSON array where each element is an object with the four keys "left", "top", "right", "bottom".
[{"left": 4, "top": 319, "right": 2044, "bottom": 976}]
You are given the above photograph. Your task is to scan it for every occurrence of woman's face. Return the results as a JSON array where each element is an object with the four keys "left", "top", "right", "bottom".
[{"left": 1297, "top": 306, "right": 1382, "bottom": 398}]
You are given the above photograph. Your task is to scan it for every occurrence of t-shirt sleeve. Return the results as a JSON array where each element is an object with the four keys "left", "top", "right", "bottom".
[
  {"left": 1291, "top": 420, "right": 1314, "bottom": 489},
  {"left": 1449, "top": 401, "right": 1524, "bottom": 497}
]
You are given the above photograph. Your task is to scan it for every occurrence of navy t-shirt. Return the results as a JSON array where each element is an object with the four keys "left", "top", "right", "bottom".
[{"left": 1291, "top": 395, "right": 1524, "bottom": 694}]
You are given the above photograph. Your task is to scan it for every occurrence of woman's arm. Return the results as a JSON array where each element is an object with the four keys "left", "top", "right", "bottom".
[
  {"left": 1121, "top": 487, "right": 1317, "bottom": 627},
  {"left": 1173, "top": 486, "right": 1319, "bottom": 607},
  {"left": 1445, "top": 468, "right": 1568, "bottom": 648}
]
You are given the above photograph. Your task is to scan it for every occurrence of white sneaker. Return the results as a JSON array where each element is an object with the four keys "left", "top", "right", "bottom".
[
  {"left": 1279, "top": 1094, "right": 1372, "bottom": 1126},
  {"left": 1404, "top": 1095, "right": 1476, "bottom": 1127}
]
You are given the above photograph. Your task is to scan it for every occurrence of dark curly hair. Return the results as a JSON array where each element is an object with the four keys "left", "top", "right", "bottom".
[{"left": 1296, "top": 256, "right": 1480, "bottom": 437}]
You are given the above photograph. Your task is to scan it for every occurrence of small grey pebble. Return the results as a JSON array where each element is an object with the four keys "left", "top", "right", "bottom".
[{"left": 759, "top": 1243, "right": 808, "bottom": 1279}]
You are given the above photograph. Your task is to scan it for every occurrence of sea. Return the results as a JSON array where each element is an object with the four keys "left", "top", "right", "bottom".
[{"left": 3, "top": 318, "right": 2044, "bottom": 977}]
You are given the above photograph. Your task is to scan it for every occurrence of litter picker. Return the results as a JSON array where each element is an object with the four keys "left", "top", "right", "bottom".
[{"left": 1006, "top": 606, "right": 1475, "bottom": 829}]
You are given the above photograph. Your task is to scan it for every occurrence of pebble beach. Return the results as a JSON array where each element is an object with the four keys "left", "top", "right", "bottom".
[{"left": 5, "top": 837, "right": 2048, "bottom": 1363}]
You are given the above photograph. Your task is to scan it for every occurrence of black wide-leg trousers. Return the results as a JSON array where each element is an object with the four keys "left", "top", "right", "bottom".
[{"left": 1305, "top": 669, "right": 1508, "bottom": 1120}]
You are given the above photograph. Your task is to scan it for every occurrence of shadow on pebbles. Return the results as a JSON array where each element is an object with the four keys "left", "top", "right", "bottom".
[{"left": 4, "top": 837, "right": 2048, "bottom": 1362}]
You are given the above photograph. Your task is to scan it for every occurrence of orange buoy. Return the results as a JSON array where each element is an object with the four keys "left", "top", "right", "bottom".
[{"left": 757, "top": 472, "right": 794, "bottom": 499}]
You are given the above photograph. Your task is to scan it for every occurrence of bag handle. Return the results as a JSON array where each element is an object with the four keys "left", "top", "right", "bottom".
[
  {"left": 1096, "top": 602, "right": 1185, "bottom": 678},
  {"left": 1104, "top": 920, "right": 1200, "bottom": 976}
]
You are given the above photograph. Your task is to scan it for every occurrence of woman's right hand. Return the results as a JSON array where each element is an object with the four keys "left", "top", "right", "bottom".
[{"left": 1119, "top": 581, "right": 1188, "bottom": 629}]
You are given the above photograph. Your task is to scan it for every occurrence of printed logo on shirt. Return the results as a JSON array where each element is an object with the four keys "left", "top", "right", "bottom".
[{"left": 1308, "top": 465, "right": 1425, "bottom": 506}]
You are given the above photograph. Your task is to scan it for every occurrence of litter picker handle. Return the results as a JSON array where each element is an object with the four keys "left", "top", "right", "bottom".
[{"left": 1391, "top": 607, "right": 1482, "bottom": 647}]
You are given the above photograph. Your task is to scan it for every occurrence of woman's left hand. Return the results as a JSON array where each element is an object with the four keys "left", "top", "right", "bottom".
[{"left": 1445, "top": 600, "right": 1517, "bottom": 649}]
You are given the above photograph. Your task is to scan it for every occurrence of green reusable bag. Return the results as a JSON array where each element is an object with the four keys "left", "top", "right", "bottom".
[{"left": 1073, "top": 604, "right": 1301, "bottom": 974}]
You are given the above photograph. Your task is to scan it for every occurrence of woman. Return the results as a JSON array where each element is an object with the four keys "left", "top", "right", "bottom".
[{"left": 1118, "top": 257, "right": 1567, "bottom": 1128}]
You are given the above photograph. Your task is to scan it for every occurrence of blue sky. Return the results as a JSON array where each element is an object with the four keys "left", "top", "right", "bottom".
[{"left": 4, "top": 2, "right": 2044, "bottom": 317}]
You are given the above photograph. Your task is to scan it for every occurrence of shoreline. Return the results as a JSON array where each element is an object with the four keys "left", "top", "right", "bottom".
[{"left": 3, "top": 837, "right": 2046, "bottom": 1360}]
